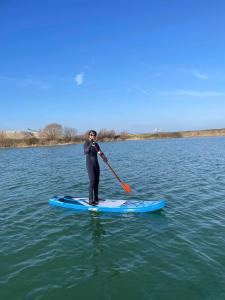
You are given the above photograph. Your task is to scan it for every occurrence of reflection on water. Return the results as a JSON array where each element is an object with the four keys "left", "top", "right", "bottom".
[{"left": 88, "top": 214, "right": 105, "bottom": 256}]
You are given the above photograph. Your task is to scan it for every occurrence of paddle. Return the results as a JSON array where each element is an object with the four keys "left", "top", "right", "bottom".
[
  {"left": 104, "top": 160, "right": 131, "bottom": 193},
  {"left": 92, "top": 142, "right": 131, "bottom": 193}
]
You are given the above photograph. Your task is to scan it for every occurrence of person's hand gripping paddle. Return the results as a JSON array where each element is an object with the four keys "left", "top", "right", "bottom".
[{"left": 92, "top": 142, "right": 131, "bottom": 193}]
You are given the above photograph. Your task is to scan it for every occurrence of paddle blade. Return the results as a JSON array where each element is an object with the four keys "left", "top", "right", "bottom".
[{"left": 121, "top": 183, "right": 131, "bottom": 193}]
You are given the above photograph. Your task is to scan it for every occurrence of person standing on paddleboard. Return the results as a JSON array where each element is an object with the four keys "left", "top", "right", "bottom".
[{"left": 84, "top": 130, "right": 107, "bottom": 205}]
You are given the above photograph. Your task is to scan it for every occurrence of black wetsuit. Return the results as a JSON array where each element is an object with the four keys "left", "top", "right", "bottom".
[{"left": 84, "top": 140, "right": 101, "bottom": 204}]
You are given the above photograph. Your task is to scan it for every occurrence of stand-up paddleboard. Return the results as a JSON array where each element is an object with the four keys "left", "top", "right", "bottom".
[{"left": 48, "top": 196, "right": 165, "bottom": 213}]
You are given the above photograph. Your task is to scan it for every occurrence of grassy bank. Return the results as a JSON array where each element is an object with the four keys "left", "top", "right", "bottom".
[
  {"left": 1, "top": 128, "right": 225, "bottom": 148},
  {"left": 127, "top": 128, "right": 225, "bottom": 140}
]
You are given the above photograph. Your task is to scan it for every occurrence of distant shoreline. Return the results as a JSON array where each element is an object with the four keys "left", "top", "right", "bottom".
[
  {"left": 1, "top": 128, "right": 225, "bottom": 149},
  {"left": 126, "top": 128, "right": 225, "bottom": 140}
]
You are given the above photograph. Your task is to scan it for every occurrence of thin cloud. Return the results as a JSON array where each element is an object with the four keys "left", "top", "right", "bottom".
[
  {"left": 159, "top": 90, "right": 225, "bottom": 97},
  {"left": 75, "top": 73, "right": 84, "bottom": 86},
  {"left": 0, "top": 75, "right": 48, "bottom": 89},
  {"left": 136, "top": 87, "right": 151, "bottom": 96},
  {"left": 192, "top": 69, "right": 208, "bottom": 80}
]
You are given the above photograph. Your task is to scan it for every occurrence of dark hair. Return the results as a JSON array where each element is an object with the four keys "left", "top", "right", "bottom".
[{"left": 89, "top": 130, "right": 97, "bottom": 136}]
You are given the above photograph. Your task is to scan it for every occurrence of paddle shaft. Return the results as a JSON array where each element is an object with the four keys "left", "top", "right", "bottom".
[
  {"left": 92, "top": 142, "right": 131, "bottom": 192},
  {"left": 104, "top": 160, "right": 131, "bottom": 192},
  {"left": 105, "top": 161, "right": 123, "bottom": 184},
  {"left": 93, "top": 143, "right": 122, "bottom": 183}
]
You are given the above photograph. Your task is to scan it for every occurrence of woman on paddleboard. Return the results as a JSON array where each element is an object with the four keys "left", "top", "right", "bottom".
[{"left": 84, "top": 130, "right": 107, "bottom": 205}]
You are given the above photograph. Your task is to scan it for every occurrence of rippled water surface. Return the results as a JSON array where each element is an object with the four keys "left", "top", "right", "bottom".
[{"left": 1, "top": 138, "right": 225, "bottom": 300}]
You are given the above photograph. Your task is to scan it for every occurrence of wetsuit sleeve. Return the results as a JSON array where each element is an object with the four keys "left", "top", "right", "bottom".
[
  {"left": 93, "top": 142, "right": 100, "bottom": 152},
  {"left": 95, "top": 143, "right": 108, "bottom": 162},
  {"left": 84, "top": 141, "right": 92, "bottom": 154}
]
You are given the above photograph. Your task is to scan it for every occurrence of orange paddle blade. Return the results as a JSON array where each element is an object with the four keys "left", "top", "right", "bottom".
[{"left": 121, "top": 183, "right": 131, "bottom": 193}]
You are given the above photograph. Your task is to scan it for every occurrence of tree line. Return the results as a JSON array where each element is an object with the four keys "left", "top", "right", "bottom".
[{"left": 0, "top": 123, "right": 129, "bottom": 147}]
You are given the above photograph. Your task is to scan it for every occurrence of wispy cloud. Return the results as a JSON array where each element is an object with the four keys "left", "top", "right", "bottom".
[
  {"left": 136, "top": 87, "right": 151, "bottom": 96},
  {"left": 191, "top": 69, "right": 208, "bottom": 80},
  {"left": 178, "top": 67, "right": 209, "bottom": 80},
  {"left": 75, "top": 73, "right": 84, "bottom": 86},
  {"left": 159, "top": 90, "right": 225, "bottom": 97},
  {"left": 0, "top": 75, "right": 48, "bottom": 89}
]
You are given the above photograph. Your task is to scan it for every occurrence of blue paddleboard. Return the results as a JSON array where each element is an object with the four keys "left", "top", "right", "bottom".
[{"left": 48, "top": 196, "right": 165, "bottom": 213}]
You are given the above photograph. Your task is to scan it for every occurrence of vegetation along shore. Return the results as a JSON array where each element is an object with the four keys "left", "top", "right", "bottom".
[{"left": 1, "top": 123, "right": 225, "bottom": 148}]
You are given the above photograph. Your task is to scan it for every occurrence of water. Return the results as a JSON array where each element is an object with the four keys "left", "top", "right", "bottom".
[{"left": 1, "top": 137, "right": 225, "bottom": 300}]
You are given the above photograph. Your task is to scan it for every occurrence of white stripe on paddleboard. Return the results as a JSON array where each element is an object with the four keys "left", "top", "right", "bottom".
[
  {"left": 72, "top": 198, "right": 126, "bottom": 208},
  {"left": 97, "top": 200, "right": 126, "bottom": 207}
]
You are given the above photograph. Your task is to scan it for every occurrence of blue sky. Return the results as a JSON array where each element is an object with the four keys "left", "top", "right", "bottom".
[{"left": 1, "top": 0, "right": 225, "bottom": 133}]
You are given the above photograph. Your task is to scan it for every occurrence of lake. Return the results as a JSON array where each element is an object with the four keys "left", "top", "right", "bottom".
[{"left": 1, "top": 137, "right": 225, "bottom": 300}]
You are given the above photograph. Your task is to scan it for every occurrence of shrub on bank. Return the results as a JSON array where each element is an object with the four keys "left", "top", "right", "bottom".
[
  {"left": 98, "top": 129, "right": 116, "bottom": 139},
  {"left": 119, "top": 131, "right": 129, "bottom": 140},
  {"left": 24, "top": 137, "right": 40, "bottom": 145},
  {"left": 0, "top": 138, "right": 20, "bottom": 147}
]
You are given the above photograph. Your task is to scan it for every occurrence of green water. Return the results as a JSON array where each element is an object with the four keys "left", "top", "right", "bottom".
[{"left": 1, "top": 138, "right": 225, "bottom": 299}]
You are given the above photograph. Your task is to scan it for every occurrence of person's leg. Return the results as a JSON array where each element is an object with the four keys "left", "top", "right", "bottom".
[
  {"left": 93, "top": 169, "right": 100, "bottom": 203},
  {"left": 87, "top": 164, "right": 95, "bottom": 205},
  {"left": 93, "top": 179, "right": 99, "bottom": 202},
  {"left": 88, "top": 180, "right": 94, "bottom": 204}
]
